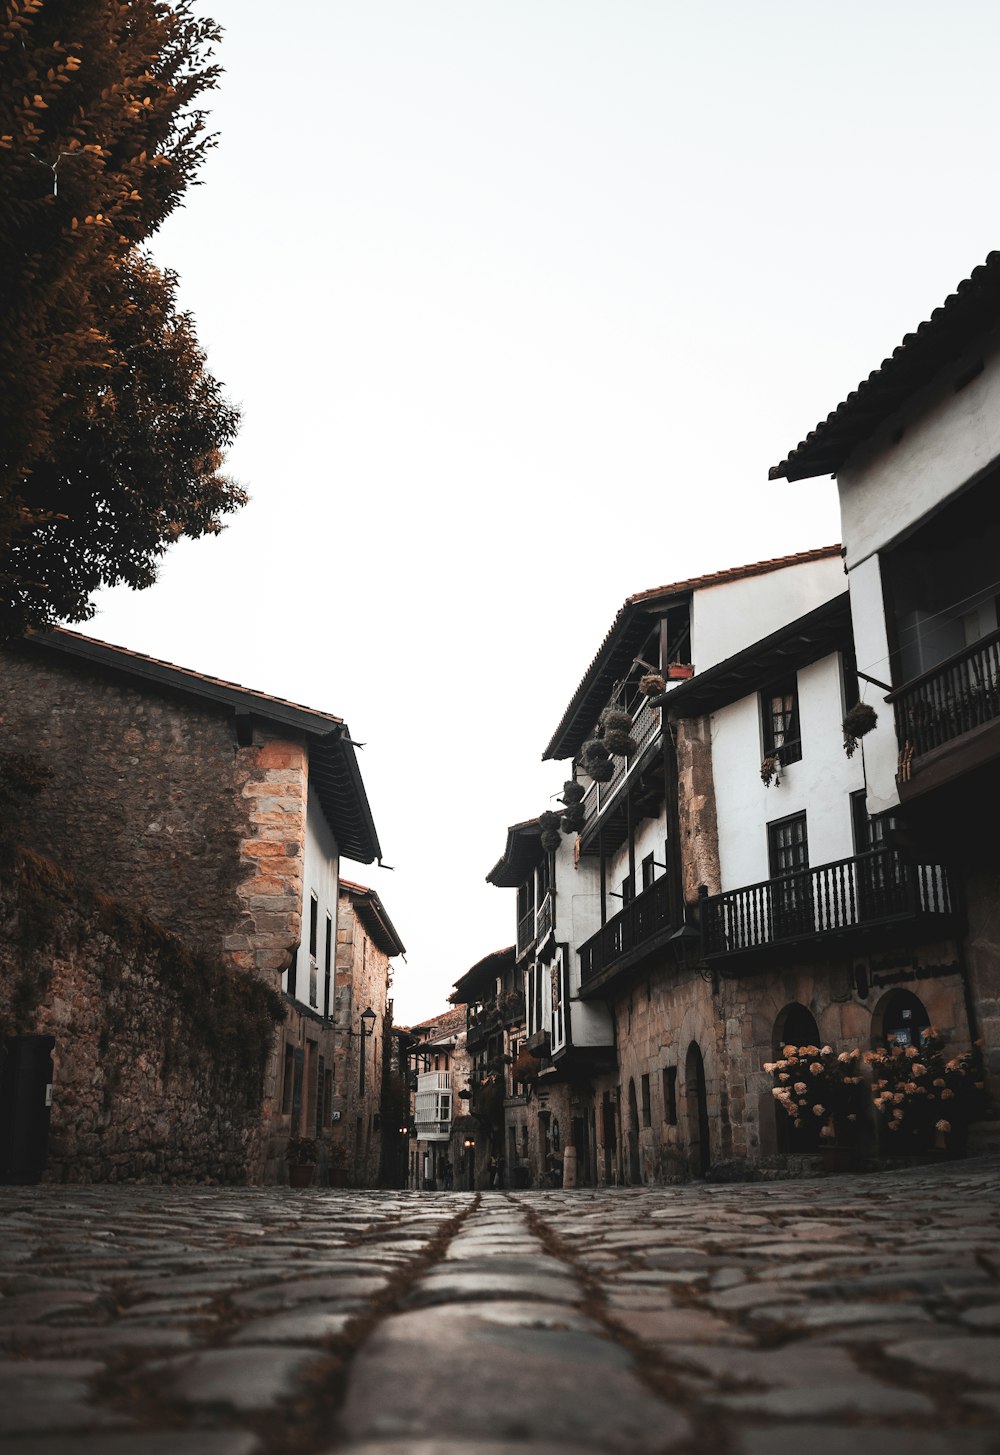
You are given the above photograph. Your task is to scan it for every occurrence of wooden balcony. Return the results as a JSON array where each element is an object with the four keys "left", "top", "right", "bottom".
[
  {"left": 701, "top": 848, "right": 956, "bottom": 965},
  {"left": 579, "top": 697, "right": 663, "bottom": 838},
  {"left": 579, "top": 875, "right": 673, "bottom": 995},
  {"left": 516, "top": 908, "right": 535, "bottom": 958},
  {"left": 889, "top": 629, "right": 1000, "bottom": 799}
]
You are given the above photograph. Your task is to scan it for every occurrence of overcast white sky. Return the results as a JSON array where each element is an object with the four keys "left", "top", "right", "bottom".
[{"left": 83, "top": 1, "right": 1000, "bottom": 1023}]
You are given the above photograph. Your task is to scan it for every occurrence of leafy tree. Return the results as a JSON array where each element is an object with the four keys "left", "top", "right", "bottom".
[{"left": 0, "top": 0, "right": 245, "bottom": 638}]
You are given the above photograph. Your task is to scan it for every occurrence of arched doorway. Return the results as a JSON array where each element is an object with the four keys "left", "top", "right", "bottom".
[
  {"left": 871, "top": 988, "right": 930, "bottom": 1051},
  {"left": 684, "top": 1043, "right": 711, "bottom": 1177},
  {"left": 626, "top": 1079, "right": 641, "bottom": 1184},
  {"left": 773, "top": 1003, "right": 821, "bottom": 1152}
]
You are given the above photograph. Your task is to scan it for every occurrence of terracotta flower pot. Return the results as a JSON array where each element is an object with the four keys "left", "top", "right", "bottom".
[{"left": 288, "top": 1163, "right": 315, "bottom": 1188}]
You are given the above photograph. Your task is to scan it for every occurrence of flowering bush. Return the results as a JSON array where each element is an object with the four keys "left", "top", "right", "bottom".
[
  {"left": 764, "top": 1042, "right": 869, "bottom": 1145},
  {"left": 865, "top": 1028, "right": 986, "bottom": 1150}
]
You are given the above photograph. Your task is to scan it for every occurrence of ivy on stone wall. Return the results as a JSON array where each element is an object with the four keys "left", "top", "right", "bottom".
[{"left": 0, "top": 844, "right": 285, "bottom": 1099}]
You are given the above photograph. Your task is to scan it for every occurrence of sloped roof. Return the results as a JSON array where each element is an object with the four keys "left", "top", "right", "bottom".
[
  {"left": 406, "top": 1003, "right": 467, "bottom": 1046},
  {"left": 770, "top": 251, "right": 1000, "bottom": 482},
  {"left": 542, "top": 546, "right": 842, "bottom": 762},
  {"left": 451, "top": 945, "right": 516, "bottom": 1004},
  {"left": 485, "top": 817, "right": 544, "bottom": 888},
  {"left": 339, "top": 879, "right": 405, "bottom": 957},
  {"left": 13, "top": 627, "right": 382, "bottom": 864}
]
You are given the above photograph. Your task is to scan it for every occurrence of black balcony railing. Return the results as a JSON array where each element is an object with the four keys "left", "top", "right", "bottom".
[
  {"left": 580, "top": 875, "right": 672, "bottom": 985},
  {"left": 701, "top": 848, "right": 953, "bottom": 958},
  {"left": 536, "top": 891, "right": 553, "bottom": 945},
  {"left": 889, "top": 628, "right": 1000, "bottom": 758},
  {"left": 516, "top": 909, "right": 535, "bottom": 956}
]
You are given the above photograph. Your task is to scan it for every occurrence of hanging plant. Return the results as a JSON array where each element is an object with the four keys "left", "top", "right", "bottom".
[
  {"left": 602, "top": 708, "right": 633, "bottom": 735},
  {"left": 761, "top": 754, "right": 781, "bottom": 788},
  {"left": 843, "top": 702, "right": 878, "bottom": 758},
  {"left": 561, "top": 803, "right": 585, "bottom": 833},
  {"left": 540, "top": 829, "right": 562, "bottom": 852},
  {"left": 561, "top": 779, "right": 585, "bottom": 806},
  {"left": 639, "top": 672, "right": 667, "bottom": 697},
  {"left": 604, "top": 729, "right": 638, "bottom": 758},
  {"left": 582, "top": 737, "right": 609, "bottom": 765},
  {"left": 538, "top": 810, "right": 561, "bottom": 834},
  {"left": 586, "top": 756, "right": 614, "bottom": 783}
]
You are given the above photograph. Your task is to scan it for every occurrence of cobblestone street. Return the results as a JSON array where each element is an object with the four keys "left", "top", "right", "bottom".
[{"left": 1, "top": 1159, "right": 998, "bottom": 1455}]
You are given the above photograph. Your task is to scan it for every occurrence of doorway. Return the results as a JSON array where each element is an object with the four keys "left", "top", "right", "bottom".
[{"left": 684, "top": 1042, "right": 711, "bottom": 1177}]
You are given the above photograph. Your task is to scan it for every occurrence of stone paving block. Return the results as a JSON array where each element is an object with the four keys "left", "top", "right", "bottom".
[
  {"left": 706, "top": 1382, "right": 935, "bottom": 1418},
  {"left": 607, "top": 1306, "right": 755, "bottom": 1345},
  {"left": 336, "top": 1305, "right": 691, "bottom": 1451},
  {"left": 734, "top": 1427, "right": 996, "bottom": 1455},
  {"left": 0, "top": 1435, "right": 262, "bottom": 1455},
  {"left": 323, "top": 1444, "right": 610, "bottom": 1455},
  {"left": 959, "top": 1304, "right": 1000, "bottom": 1329},
  {"left": 228, "top": 1309, "right": 355, "bottom": 1343},
  {"left": 747, "top": 1299, "right": 934, "bottom": 1332},
  {"left": 153, "top": 1344, "right": 330, "bottom": 1413},
  {"left": 229, "top": 1273, "right": 389, "bottom": 1311},
  {"left": 407, "top": 1266, "right": 579, "bottom": 1308},
  {"left": 0, "top": 1359, "right": 132, "bottom": 1436},
  {"left": 885, "top": 1335, "right": 1000, "bottom": 1386}
]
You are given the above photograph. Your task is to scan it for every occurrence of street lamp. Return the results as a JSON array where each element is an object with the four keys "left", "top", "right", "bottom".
[{"left": 358, "top": 1006, "right": 376, "bottom": 1095}]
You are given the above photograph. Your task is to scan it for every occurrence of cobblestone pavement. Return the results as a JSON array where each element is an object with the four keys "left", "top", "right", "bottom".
[{"left": 1, "top": 1159, "right": 999, "bottom": 1455}]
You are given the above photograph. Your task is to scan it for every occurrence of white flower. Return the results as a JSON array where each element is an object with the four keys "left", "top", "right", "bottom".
[{"left": 812, "top": 1104, "right": 825, "bottom": 1117}]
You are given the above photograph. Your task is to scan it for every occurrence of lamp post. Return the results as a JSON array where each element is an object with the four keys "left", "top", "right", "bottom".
[{"left": 358, "top": 1005, "right": 376, "bottom": 1095}]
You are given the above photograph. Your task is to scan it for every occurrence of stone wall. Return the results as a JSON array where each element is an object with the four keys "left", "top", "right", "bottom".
[
  {"left": 0, "top": 850, "right": 283, "bottom": 1183},
  {"left": 674, "top": 717, "right": 721, "bottom": 903},
  {"left": 0, "top": 647, "right": 308, "bottom": 982},
  {"left": 331, "top": 892, "right": 394, "bottom": 1185}
]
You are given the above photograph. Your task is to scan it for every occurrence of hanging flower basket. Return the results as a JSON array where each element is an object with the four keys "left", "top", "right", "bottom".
[
  {"left": 843, "top": 702, "right": 878, "bottom": 758},
  {"left": 513, "top": 1048, "right": 541, "bottom": 1084},
  {"left": 602, "top": 708, "right": 633, "bottom": 735},
  {"left": 538, "top": 810, "right": 561, "bottom": 834},
  {"left": 760, "top": 754, "right": 781, "bottom": 788},
  {"left": 560, "top": 803, "right": 585, "bottom": 833},
  {"left": 581, "top": 739, "right": 613, "bottom": 781},
  {"left": 540, "top": 829, "right": 562, "bottom": 852},
  {"left": 604, "top": 729, "right": 638, "bottom": 758},
  {"left": 639, "top": 672, "right": 667, "bottom": 697},
  {"left": 561, "top": 779, "right": 585, "bottom": 806}
]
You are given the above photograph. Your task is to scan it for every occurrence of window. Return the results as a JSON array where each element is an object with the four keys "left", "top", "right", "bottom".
[
  {"left": 281, "top": 1044, "right": 295, "bottom": 1115},
  {"left": 323, "top": 914, "right": 333, "bottom": 1019},
  {"left": 768, "top": 813, "right": 811, "bottom": 937},
  {"left": 662, "top": 1066, "right": 678, "bottom": 1125},
  {"left": 308, "top": 893, "right": 319, "bottom": 1008},
  {"left": 640, "top": 1073, "right": 651, "bottom": 1128},
  {"left": 761, "top": 675, "right": 801, "bottom": 765}
]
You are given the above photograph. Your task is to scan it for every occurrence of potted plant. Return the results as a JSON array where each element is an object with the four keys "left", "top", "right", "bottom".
[
  {"left": 760, "top": 753, "right": 782, "bottom": 788},
  {"left": 764, "top": 1043, "right": 869, "bottom": 1168},
  {"left": 639, "top": 672, "right": 667, "bottom": 697},
  {"left": 667, "top": 663, "right": 694, "bottom": 680},
  {"left": 866, "top": 1028, "right": 986, "bottom": 1157},
  {"left": 286, "top": 1134, "right": 318, "bottom": 1188},
  {"left": 843, "top": 702, "right": 878, "bottom": 758},
  {"left": 329, "top": 1142, "right": 349, "bottom": 1187}
]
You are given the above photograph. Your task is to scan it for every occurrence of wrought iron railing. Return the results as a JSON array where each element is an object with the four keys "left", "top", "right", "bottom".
[
  {"left": 701, "top": 848, "right": 953, "bottom": 957},
  {"left": 579, "top": 875, "right": 672, "bottom": 985},
  {"left": 516, "top": 909, "right": 535, "bottom": 956},
  {"left": 889, "top": 628, "right": 1000, "bottom": 758}
]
